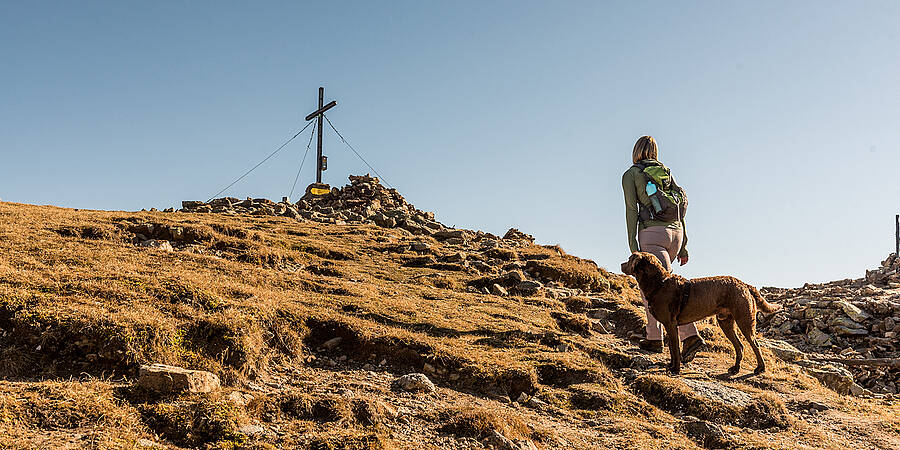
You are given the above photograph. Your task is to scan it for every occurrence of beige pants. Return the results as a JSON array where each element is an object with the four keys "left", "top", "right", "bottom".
[{"left": 638, "top": 226, "right": 699, "bottom": 341}]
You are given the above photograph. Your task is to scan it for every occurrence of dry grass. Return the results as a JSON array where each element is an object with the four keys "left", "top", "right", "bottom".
[
  {"left": 0, "top": 201, "right": 897, "bottom": 448},
  {"left": 139, "top": 393, "right": 248, "bottom": 448},
  {"left": 438, "top": 403, "right": 531, "bottom": 440},
  {"left": 0, "top": 380, "right": 150, "bottom": 449}
]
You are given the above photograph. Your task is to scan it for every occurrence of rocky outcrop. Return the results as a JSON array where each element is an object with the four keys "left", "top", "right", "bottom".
[
  {"left": 865, "top": 253, "right": 900, "bottom": 287},
  {"left": 760, "top": 254, "right": 900, "bottom": 395},
  {"left": 178, "top": 175, "right": 445, "bottom": 235}
]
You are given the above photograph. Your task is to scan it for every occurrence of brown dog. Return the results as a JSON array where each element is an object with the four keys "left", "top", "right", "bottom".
[{"left": 621, "top": 252, "right": 781, "bottom": 375}]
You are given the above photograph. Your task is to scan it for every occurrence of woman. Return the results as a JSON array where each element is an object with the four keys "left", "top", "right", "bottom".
[{"left": 622, "top": 135, "right": 705, "bottom": 361}]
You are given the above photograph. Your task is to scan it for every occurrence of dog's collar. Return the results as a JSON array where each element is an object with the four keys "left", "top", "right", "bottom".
[{"left": 644, "top": 279, "right": 665, "bottom": 300}]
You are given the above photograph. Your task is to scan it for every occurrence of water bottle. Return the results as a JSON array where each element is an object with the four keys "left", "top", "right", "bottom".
[{"left": 646, "top": 182, "right": 663, "bottom": 213}]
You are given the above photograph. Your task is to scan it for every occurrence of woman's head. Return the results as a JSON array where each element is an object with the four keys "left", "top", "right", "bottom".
[{"left": 632, "top": 135, "right": 658, "bottom": 163}]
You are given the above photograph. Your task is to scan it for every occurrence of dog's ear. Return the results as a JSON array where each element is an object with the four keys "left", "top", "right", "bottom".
[
  {"left": 621, "top": 252, "right": 641, "bottom": 275},
  {"left": 630, "top": 254, "right": 652, "bottom": 279}
]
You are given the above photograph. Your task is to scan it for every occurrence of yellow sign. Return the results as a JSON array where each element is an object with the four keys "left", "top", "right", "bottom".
[{"left": 309, "top": 187, "right": 330, "bottom": 196}]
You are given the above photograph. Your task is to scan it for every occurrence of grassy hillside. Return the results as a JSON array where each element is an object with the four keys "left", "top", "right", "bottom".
[{"left": 0, "top": 200, "right": 897, "bottom": 449}]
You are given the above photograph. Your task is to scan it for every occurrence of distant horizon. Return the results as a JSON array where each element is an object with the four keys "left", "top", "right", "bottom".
[{"left": 2, "top": 1, "right": 899, "bottom": 287}]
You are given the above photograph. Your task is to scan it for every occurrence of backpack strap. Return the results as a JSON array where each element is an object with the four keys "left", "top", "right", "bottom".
[
  {"left": 631, "top": 163, "right": 654, "bottom": 224},
  {"left": 632, "top": 160, "right": 659, "bottom": 171}
]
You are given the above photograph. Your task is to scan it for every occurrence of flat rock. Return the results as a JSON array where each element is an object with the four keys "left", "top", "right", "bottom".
[
  {"left": 796, "top": 361, "right": 854, "bottom": 394},
  {"left": 138, "top": 363, "right": 220, "bottom": 394},
  {"left": 682, "top": 379, "right": 752, "bottom": 407},
  {"left": 761, "top": 339, "right": 806, "bottom": 362},
  {"left": 836, "top": 300, "right": 871, "bottom": 322},
  {"left": 829, "top": 316, "right": 868, "bottom": 335}
]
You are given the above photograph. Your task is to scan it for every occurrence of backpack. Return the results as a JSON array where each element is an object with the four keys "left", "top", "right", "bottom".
[{"left": 632, "top": 160, "right": 688, "bottom": 223}]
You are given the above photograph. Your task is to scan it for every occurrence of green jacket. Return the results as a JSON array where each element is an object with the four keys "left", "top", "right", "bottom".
[{"left": 622, "top": 159, "right": 688, "bottom": 257}]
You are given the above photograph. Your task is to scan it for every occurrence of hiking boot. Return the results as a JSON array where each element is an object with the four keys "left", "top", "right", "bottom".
[
  {"left": 681, "top": 335, "right": 707, "bottom": 363},
  {"left": 638, "top": 339, "right": 663, "bottom": 353}
]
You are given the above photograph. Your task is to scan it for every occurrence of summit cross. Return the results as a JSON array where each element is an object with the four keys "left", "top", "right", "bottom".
[{"left": 304, "top": 87, "right": 337, "bottom": 184}]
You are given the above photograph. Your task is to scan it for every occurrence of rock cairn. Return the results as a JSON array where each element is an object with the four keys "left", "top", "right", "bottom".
[
  {"left": 865, "top": 253, "right": 900, "bottom": 287},
  {"left": 179, "top": 175, "right": 445, "bottom": 235},
  {"left": 760, "top": 255, "right": 900, "bottom": 395},
  {"left": 172, "top": 175, "right": 580, "bottom": 292}
]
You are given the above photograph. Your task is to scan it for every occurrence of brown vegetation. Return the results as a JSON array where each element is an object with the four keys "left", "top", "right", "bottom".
[{"left": 0, "top": 201, "right": 897, "bottom": 448}]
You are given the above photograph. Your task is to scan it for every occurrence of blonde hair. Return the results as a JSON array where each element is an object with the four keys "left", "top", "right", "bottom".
[{"left": 632, "top": 135, "right": 658, "bottom": 163}]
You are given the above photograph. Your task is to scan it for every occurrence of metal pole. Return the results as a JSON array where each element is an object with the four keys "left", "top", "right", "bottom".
[
  {"left": 316, "top": 87, "right": 324, "bottom": 184},
  {"left": 895, "top": 214, "right": 898, "bottom": 255}
]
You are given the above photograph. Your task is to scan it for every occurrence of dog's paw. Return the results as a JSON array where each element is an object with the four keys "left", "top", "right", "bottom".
[
  {"left": 727, "top": 365, "right": 740, "bottom": 376},
  {"left": 753, "top": 365, "right": 765, "bottom": 375},
  {"left": 667, "top": 364, "right": 681, "bottom": 375}
]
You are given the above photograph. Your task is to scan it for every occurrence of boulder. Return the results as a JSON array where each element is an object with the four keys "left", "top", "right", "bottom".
[
  {"left": 797, "top": 361, "right": 854, "bottom": 394},
  {"left": 836, "top": 300, "right": 871, "bottom": 323},
  {"left": 849, "top": 382, "right": 873, "bottom": 397},
  {"left": 807, "top": 328, "right": 831, "bottom": 347},
  {"left": 762, "top": 339, "right": 806, "bottom": 362},
  {"left": 829, "top": 316, "right": 868, "bottom": 336},
  {"left": 393, "top": 373, "right": 436, "bottom": 393},
  {"left": 137, "top": 364, "right": 220, "bottom": 394}
]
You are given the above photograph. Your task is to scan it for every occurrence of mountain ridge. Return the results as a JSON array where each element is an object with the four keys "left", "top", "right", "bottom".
[{"left": 0, "top": 177, "right": 897, "bottom": 449}]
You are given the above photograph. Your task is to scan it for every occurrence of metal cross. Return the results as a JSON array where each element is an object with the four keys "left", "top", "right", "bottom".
[{"left": 304, "top": 87, "right": 337, "bottom": 184}]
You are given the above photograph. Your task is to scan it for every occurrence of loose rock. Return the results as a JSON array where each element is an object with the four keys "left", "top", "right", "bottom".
[
  {"left": 760, "top": 255, "right": 900, "bottom": 394},
  {"left": 138, "top": 239, "right": 174, "bottom": 252},
  {"left": 393, "top": 373, "right": 436, "bottom": 393},
  {"left": 137, "top": 363, "right": 220, "bottom": 394}
]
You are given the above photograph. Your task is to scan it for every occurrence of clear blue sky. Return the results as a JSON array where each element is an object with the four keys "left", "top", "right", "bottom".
[{"left": 2, "top": 1, "right": 898, "bottom": 287}]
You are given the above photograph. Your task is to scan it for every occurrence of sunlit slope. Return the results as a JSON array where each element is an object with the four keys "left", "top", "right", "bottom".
[{"left": 0, "top": 201, "right": 896, "bottom": 449}]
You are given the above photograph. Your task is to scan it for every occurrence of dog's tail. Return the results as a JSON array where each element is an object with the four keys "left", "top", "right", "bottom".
[{"left": 750, "top": 285, "right": 781, "bottom": 314}]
